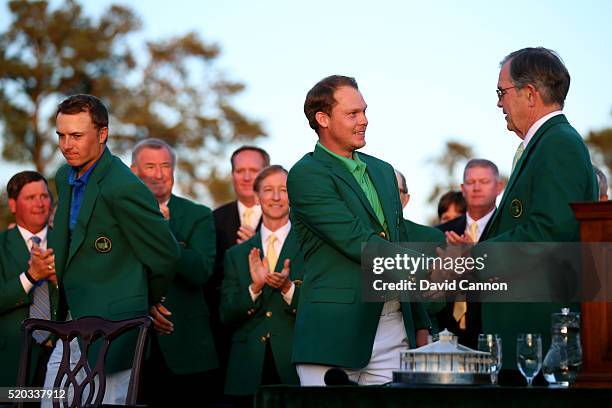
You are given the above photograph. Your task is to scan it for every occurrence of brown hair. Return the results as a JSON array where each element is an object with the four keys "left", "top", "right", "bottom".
[
  {"left": 7, "top": 171, "right": 51, "bottom": 202},
  {"left": 253, "top": 165, "right": 288, "bottom": 193},
  {"left": 56, "top": 94, "right": 109, "bottom": 130},
  {"left": 230, "top": 145, "right": 270, "bottom": 170},
  {"left": 304, "top": 75, "right": 358, "bottom": 133}
]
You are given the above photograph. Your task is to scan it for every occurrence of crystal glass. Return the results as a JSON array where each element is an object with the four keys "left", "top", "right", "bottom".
[
  {"left": 517, "top": 333, "right": 542, "bottom": 386},
  {"left": 478, "top": 334, "right": 502, "bottom": 385}
]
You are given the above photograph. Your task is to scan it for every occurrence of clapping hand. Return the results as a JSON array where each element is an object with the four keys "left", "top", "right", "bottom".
[
  {"left": 265, "top": 259, "right": 292, "bottom": 294},
  {"left": 29, "top": 246, "right": 57, "bottom": 284},
  {"left": 248, "top": 248, "right": 267, "bottom": 293}
]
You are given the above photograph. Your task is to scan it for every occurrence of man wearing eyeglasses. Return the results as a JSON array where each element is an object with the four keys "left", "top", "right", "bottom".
[{"left": 476, "top": 47, "right": 597, "bottom": 382}]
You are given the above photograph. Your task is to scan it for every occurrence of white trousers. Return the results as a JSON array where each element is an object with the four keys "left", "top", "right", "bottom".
[
  {"left": 41, "top": 337, "right": 131, "bottom": 407},
  {"left": 297, "top": 308, "right": 408, "bottom": 386}
]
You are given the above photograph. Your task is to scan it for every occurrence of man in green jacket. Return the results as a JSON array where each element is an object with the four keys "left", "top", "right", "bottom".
[
  {"left": 477, "top": 47, "right": 597, "bottom": 378},
  {"left": 0, "top": 171, "right": 57, "bottom": 386},
  {"left": 43, "top": 95, "right": 180, "bottom": 406},
  {"left": 221, "top": 165, "right": 303, "bottom": 399},
  {"left": 288, "top": 75, "right": 430, "bottom": 386},
  {"left": 131, "top": 138, "right": 218, "bottom": 406}
]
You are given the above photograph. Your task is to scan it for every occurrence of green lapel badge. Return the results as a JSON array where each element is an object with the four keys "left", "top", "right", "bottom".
[
  {"left": 509, "top": 198, "right": 523, "bottom": 218},
  {"left": 94, "top": 236, "right": 112, "bottom": 253}
]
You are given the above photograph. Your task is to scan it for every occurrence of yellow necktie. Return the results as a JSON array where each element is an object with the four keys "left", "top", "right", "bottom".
[
  {"left": 243, "top": 207, "right": 254, "bottom": 227},
  {"left": 453, "top": 301, "right": 467, "bottom": 330},
  {"left": 511, "top": 142, "right": 525, "bottom": 172},
  {"left": 467, "top": 222, "right": 479, "bottom": 243},
  {"left": 266, "top": 234, "right": 278, "bottom": 272}
]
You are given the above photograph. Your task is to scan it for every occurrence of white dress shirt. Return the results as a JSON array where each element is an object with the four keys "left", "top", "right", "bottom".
[{"left": 237, "top": 200, "right": 262, "bottom": 230}]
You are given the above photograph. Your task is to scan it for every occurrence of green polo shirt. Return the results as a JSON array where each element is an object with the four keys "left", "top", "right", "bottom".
[{"left": 317, "top": 142, "right": 388, "bottom": 232}]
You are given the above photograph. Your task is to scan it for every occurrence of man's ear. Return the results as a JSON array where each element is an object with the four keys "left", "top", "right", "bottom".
[
  {"left": 315, "top": 111, "right": 329, "bottom": 129},
  {"left": 98, "top": 127, "right": 109, "bottom": 144},
  {"left": 526, "top": 84, "right": 538, "bottom": 107},
  {"left": 254, "top": 194, "right": 261, "bottom": 206},
  {"left": 8, "top": 198, "right": 17, "bottom": 215}
]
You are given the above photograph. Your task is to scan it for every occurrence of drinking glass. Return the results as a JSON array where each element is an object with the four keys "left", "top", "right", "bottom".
[
  {"left": 517, "top": 333, "right": 542, "bottom": 386},
  {"left": 478, "top": 334, "right": 502, "bottom": 385}
]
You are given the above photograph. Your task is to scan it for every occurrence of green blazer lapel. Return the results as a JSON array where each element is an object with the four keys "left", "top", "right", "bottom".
[
  {"left": 487, "top": 114, "right": 568, "bottom": 236},
  {"left": 168, "top": 194, "right": 183, "bottom": 234},
  {"left": 275, "top": 229, "right": 299, "bottom": 272},
  {"left": 360, "top": 155, "right": 400, "bottom": 241},
  {"left": 67, "top": 148, "right": 112, "bottom": 267},
  {"left": 53, "top": 168, "right": 71, "bottom": 279},
  {"left": 312, "top": 145, "right": 381, "bottom": 229},
  {"left": 6, "top": 227, "right": 29, "bottom": 273}
]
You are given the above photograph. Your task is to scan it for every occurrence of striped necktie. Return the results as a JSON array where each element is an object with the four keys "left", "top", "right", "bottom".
[{"left": 29, "top": 235, "right": 51, "bottom": 343}]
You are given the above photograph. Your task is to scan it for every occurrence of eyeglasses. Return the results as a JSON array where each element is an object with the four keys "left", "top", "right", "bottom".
[{"left": 496, "top": 86, "right": 516, "bottom": 100}]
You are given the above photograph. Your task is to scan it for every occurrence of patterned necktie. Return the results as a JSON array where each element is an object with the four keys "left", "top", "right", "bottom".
[
  {"left": 29, "top": 235, "right": 51, "bottom": 343},
  {"left": 511, "top": 142, "right": 525, "bottom": 173},
  {"left": 266, "top": 234, "right": 278, "bottom": 272},
  {"left": 243, "top": 207, "right": 254, "bottom": 228}
]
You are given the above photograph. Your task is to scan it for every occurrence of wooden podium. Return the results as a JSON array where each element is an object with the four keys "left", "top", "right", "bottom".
[{"left": 571, "top": 201, "right": 612, "bottom": 387}]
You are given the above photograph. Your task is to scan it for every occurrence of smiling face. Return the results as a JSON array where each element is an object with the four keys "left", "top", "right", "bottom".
[
  {"left": 317, "top": 86, "right": 368, "bottom": 158},
  {"left": 232, "top": 149, "right": 267, "bottom": 205},
  {"left": 131, "top": 146, "right": 174, "bottom": 203},
  {"left": 9, "top": 180, "right": 51, "bottom": 234},
  {"left": 56, "top": 111, "right": 107, "bottom": 177},
  {"left": 255, "top": 171, "right": 289, "bottom": 223}
]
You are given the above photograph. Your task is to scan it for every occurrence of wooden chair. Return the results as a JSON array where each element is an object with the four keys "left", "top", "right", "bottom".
[{"left": 16, "top": 316, "right": 152, "bottom": 408}]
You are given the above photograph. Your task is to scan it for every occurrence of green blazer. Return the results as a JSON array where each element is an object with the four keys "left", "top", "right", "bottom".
[
  {"left": 287, "top": 144, "right": 430, "bottom": 369},
  {"left": 0, "top": 227, "right": 59, "bottom": 386},
  {"left": 479, "top": 114, "right": 597, "bottom": 368},
  {"left": 52, "top": 147, "right": 180, "bottom": 373},
  {"left": 153, "top": 194, "right": 218, "bottom": 374},
  {"left": 220, "top": 229, "right": 303, "bottom": 395}
]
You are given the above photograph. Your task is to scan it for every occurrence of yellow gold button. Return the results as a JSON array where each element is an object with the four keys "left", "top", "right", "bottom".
[
  {"left": 379, "top": 231, "right": 386, "bottom": 239},
  {"left": 265, "top": 311, "right": 272, "bottom": 317},
  {"left": 260, "top": 336, "right": 267, "bottom": 343}
]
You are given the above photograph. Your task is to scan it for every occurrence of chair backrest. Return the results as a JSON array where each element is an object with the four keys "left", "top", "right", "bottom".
[{"left": 16, "top": 316, "right": 152, "bottom": 408}]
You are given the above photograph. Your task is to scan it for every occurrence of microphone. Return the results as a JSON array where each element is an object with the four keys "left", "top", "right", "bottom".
[{"left": 324, "top": 368, "right": 358, "bottom": 385}]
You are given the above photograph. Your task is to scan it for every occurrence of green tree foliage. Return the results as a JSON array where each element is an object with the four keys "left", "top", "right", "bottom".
[
  {"left": 0, "top": 0, "right": 265, "bottom": 229},
  {"left": 585, "top": 123, "right": 612, "bottom": 175}
]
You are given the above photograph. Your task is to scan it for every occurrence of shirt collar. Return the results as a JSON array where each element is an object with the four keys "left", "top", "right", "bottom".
[
  {"left": 317, "top": 141, "right": 366, "bottom": 176},
  {"left": 523, "top": 110, "right": 563, "bottom": 148},
  {"left": 68, "top": 159, "right": 99, "bottom": 186},
  {"left": 261, "top": 220, "right": 291, "bottom": 246},
  {"left": 16, "top": 224, "right": 48, "bottom": 249},
  {"left": 237, "top": 200, "right": 262, "bottom": 227},
  {"left": 466, "top": 208, "right": 495, "bottom": 240}
]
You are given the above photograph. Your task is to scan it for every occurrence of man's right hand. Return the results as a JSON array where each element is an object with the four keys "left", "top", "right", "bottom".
[
  {"left": 248, "top": 247, "right": 268, "bottom": 293},
  {"left": 237, "top": 225, "right": 256, "bottom": 243},
  {"left": 150, "top": 303, "right": 174, "bottom": 335}
]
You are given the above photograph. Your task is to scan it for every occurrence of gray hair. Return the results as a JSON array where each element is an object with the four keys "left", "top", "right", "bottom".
[
  {"left": 394, "top": 169, "right": 409, "bottom": 194},
  {"left": 463, "top": 159, "right": 500, "bottom": 181},
  {"left": 132, "top": 138, "right": 177, "bottom": 168},
  {"left": 501, "top": 47, "right": 570, "bottom": 108}
]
